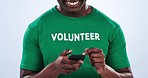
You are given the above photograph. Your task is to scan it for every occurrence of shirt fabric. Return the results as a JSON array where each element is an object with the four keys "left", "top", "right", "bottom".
[{"left": 20, "top": 6, "right": 130, "bottom": 78}]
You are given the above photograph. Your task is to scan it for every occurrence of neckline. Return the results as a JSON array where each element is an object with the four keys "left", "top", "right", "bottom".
[{"left": 52, "top": 6, "right": 97, "bottom": 21}]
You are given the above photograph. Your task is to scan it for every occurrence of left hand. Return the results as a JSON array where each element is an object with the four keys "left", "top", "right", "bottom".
[
  {"left": 85, "top": 48, "right": 106, "bottom": 74},
  {"left": 52, "top": 49, "right": 83, "bottom": 75}
]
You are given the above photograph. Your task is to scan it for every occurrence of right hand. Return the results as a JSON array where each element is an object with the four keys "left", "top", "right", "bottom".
[{"left": 51, "top": 49, "right": 83, "bottom": 75}]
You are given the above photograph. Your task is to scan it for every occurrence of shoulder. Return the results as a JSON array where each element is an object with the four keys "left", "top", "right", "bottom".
[
  {"left": 93, "top": 7, "right": 120, "bottom": 29},
  {"left": 28, "top": 7, "right": 56, "bottom": 30}
]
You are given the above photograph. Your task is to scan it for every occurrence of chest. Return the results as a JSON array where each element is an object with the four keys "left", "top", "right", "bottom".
[{"left": 38, "top": 20, "right": 109, "bottom": 66}]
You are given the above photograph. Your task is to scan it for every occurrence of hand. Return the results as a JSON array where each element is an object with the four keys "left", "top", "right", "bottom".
[
  {"left": 52, "top": 49, "right": 83, "bottom": 75},
  {"left": 85, "top": 48, "right": 106, "bottom": 74}
]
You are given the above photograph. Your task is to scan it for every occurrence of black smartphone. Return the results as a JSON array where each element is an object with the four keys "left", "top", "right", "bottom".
[{"left": 69, "top": 54, "right": 85, "bottom": 61}]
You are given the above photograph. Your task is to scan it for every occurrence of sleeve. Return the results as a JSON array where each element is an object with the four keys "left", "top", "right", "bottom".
[
  {"left": 106, "top": 22, "right": 130, "bottom": 70},
  {"left": 20, "top": 24, "right": 44, "bottom": 71}
]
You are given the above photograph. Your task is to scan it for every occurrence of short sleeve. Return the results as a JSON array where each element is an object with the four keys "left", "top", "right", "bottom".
[
  {"left": 20, "top": 24, "right": 44, "bottom": 71},
  {"left": 106, "top": 22, "right": 130, "bottom": 70}
]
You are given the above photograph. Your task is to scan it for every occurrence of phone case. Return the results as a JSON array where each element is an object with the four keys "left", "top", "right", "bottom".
[{"left": 69, "top": 55, "right": 85, "bottom": 60}]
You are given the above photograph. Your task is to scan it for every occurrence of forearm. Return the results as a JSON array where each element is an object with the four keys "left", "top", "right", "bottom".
[
  {"left": 22, "top": 63, "right": 60, "bottom": 78},
  {"left": 35, "top": 63, "right": 59, "bottom": 78},
  {"left": 100, "top": 65, "right": 133, "bottom": 78}
]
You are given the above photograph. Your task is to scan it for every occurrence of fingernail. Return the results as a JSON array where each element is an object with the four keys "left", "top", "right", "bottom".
[
  {"left": 100, "top": 49, "right": 103, "bottom": 52},
  {"left": 79, "top": 60, "right": 83, "bottom": 64},
  {"left": 69, "top": 50, "right": 72, "bottom": 53},
  {"left": 82, "top": 52, "right": 86, "bottom": 55},
  {"left": 85, "top": 48, "right": 89, "bottom": 51},
  {"left": 83, "top": 48, "right": 89, "bottom": 55}
]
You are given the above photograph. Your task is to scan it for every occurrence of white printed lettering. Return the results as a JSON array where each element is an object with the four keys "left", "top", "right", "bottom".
[
  {"left": 85, "top": 33, "right": 89, "bottom": 40},
  {"left": 64, "top": 33, "right": 68, "bottom": 41},
  {"left": 68, "top": 33, "right": 73, "bottom": 41},
  {"left": 57, "top": 33, "right": 63, "bottom": 41},
  {"left": 51, "top": 33, "right": 100, "bottom": 41},
  {"left": 51, "top": 33, "right": 57, "bottom": 41},
  {"left": 74, "top": 34, "right": 80, "bottom": 41},
  {"left": 79, "top": 33, "right": 84, "bottom": 41},
  {"left": 95, "top": 33, "right": 100, "bottom": 40}
]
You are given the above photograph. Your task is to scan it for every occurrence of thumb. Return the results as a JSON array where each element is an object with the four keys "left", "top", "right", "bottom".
[
  {"left": 83, "top": 48, "right": 89, "bottom": 55},
  {"left": 60, "top": 49, "right": 72, "bottom": 56}
]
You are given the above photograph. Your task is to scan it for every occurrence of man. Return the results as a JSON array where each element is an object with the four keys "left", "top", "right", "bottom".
[{"left": 20, "top": 0, "right": 134, "bottom": 78}]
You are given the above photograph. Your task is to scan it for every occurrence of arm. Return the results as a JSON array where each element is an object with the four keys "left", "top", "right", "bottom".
[
  {"left": 100, "top": 65, "right": 133, "bottom": 78},
  {"left": 20, "top": 50, "right": 83, "bottom": 78},
  {"left": 20, "top": 63, "right": 60, "bottom": 78},
  {"left": 20, "top": 69, "right": 38, "bottom": 78},
  {"left": 85, "top": 48, "right": 134, "bottom": 78}
]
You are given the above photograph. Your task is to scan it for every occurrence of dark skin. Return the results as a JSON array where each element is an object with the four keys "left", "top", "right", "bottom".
[
  {"left": 84, "top": 48, "right": 133, "bottom": 78},
  {"left": 21, "top": 50, "right": 83, "bottom": 78},
  {"left": 20, "top": 48, "right": 133, "bottom": 78},
  {"left": 56, "top": 0, "right": 92, "bottom": 17},
  {"left": 20, "top": 0, "right": 134, "bottom": 78}
]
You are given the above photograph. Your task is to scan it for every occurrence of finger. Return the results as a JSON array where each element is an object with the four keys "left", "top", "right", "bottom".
[
  {"left": 60, "top": 49, "right": 72, "bottom": 56},
  {"left": 61, "top": 57, "right": 82, "bottom": 65},
  {"left": 60, "top": 64, "right": 74, "bottom": 70},
  {"left": 85, "top": 48, "right": 89, "bottom": 51},
  {"left": 63, "top": 62, "right": 82, "bottom": 70},
  {"left": 62, "top": 69, "right": 75, "bottom": 74},
  {"left": 89, "top": 48, "right": 103, "bottom": 53},
  {"left": 90, "top": 52, "right": 104, "bottom": 59},
  {"left": 93, "top": 63, "right": 105, "bottom": 66},
  {"left": 68, "top": 60, "right": 81, "bottom": 65},
  {"left": 91, "top": 61, "right": 105, "bottom": 67},
  {"left": 60, "top": 63, "right": 82, "bottom": 74},
  {"left": 62, "top": 58, "right": 82, "bottom": 64},
  {"left": 90, "top": 57, "right": 105, "bottom": 67},
  {"left": 90, "top": 58, "right": 104, "bottom": 64},
  {"left": 61, "top": 57, "right": 72, "bottom": 64},
  {"left": 86, "top": 48, "right": 103, "bottom": 55},
  {"left": 79, "top": 60, "right": 83, "bottom": 64},
  {"left": 69, "top": 60, "right": 83, "bottom": 65},
  {"left": 60, "top": 64, "right": 79, "bottom": 70},
  {"left": 72, "top": 63, "right": 82, "bottom": 70},
  {"left": 83, "top": 48, "right": 89, "bottom": 55}
]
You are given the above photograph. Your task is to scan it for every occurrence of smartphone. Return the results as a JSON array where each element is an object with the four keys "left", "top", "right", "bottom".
[{"left": 69, "top": 54, "right": 85, "bottom": 61}]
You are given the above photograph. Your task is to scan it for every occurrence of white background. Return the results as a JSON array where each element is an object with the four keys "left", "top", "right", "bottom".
[{"left": 0, "top": 0, "right": 147, "bottom": 78}]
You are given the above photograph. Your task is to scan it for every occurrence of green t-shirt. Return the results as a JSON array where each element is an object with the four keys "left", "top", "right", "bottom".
[{"left": 20, "top": 6, "right": 130, "bottom": 78}]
